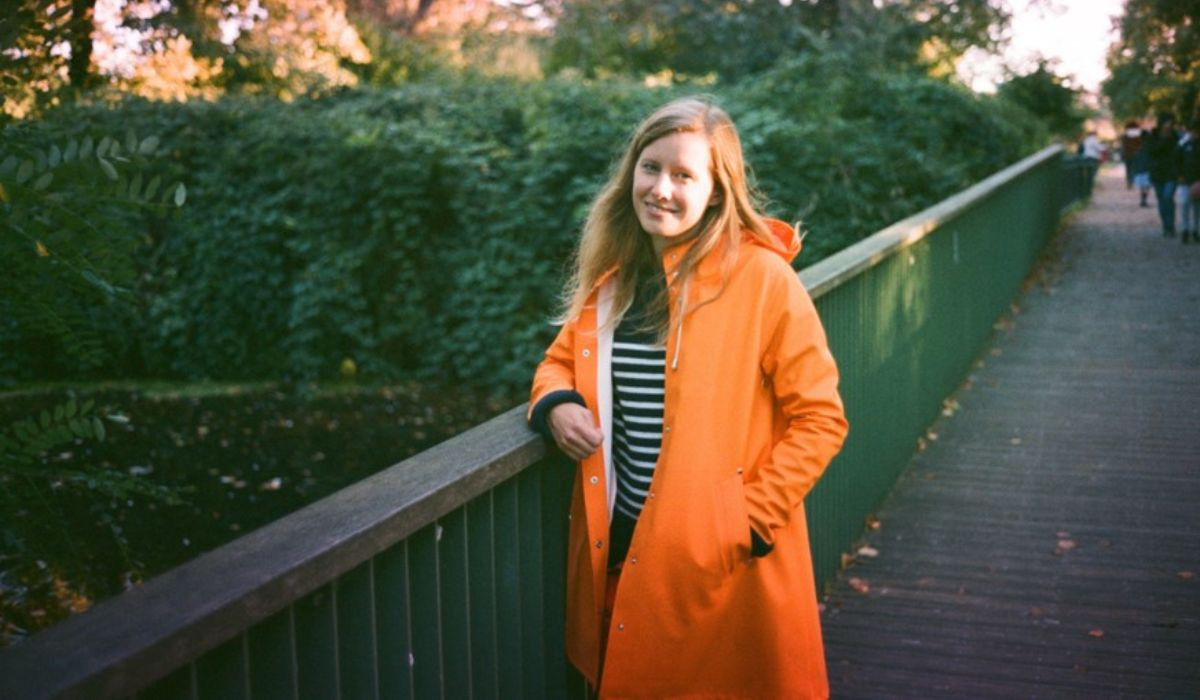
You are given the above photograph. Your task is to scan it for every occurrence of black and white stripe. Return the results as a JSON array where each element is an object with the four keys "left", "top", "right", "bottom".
[{"left": 612, "top": 317, "right": 665, "bottom": 521}]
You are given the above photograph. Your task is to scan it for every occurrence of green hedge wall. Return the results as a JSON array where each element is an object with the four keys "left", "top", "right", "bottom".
[{"left": 2, "top": 57, "right": 1045, "bottom": 394}]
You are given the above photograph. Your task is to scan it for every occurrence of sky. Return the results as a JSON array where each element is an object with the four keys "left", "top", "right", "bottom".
[{"left": 958, "top": 0, "right": 1127, "bottom": 95}]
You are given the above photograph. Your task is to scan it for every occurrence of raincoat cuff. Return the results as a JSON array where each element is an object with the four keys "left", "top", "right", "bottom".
[{"left": 529, "top": 389, "right": 588, "bottom": 439}]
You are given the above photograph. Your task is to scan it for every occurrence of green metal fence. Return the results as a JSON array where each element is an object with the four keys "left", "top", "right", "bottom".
[{"left": 0, "top": 145, "right": 1082, "bottom": 700}]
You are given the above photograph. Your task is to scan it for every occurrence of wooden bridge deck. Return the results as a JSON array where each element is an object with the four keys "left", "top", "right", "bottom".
[{"left": 820, "top": 167, "right": 1200, "bottom": 698}]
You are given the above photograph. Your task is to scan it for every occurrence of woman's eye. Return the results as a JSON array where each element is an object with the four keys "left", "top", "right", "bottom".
[{"left": 641, "top": 162, "right": 659, "bottom": 173}]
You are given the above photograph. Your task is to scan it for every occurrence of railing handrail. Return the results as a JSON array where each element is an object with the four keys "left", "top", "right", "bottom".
[
  {"left": 801, "top": 144, "right": 1064, "bottom": 298},
  {"left": 0, "top": 143, "right": 1068, "bottom": 699},
  {"left": 0, "top": 406, "right": 544, "bottom": 699}
]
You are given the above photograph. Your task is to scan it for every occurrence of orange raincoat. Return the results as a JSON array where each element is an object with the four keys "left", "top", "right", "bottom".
[{"left": 529, "top": 219, "right": 848, "bottom": 698}]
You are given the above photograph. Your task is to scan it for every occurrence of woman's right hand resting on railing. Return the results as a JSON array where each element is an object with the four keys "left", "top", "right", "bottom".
[{"left": 547, "top": 403, "right": 603, "bottom": 461}]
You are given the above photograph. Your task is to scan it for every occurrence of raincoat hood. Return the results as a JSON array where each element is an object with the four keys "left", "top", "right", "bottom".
[{"left": 755, "top": 217, "right": 804, "bottom": 265}]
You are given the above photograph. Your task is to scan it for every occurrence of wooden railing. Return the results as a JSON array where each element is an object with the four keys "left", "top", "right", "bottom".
[{"left": 0, "top": 145, "right": 1084, "bottom": 699}]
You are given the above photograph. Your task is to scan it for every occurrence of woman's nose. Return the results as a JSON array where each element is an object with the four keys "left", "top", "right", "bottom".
[{"left": 651, "top": 174, "right": 671, "bottom": 199}]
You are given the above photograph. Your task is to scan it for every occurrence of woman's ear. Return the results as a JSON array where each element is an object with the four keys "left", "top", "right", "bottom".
[{"left": 708, "top": 185, "right": 725, "bottom": 208}]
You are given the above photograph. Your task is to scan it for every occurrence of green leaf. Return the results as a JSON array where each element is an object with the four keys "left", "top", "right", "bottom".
[
  {"left": 126, "top": 130, "right": 137, "bottom": 156},
  {"left": 144, "top": 175, "right": 161, "bottom": 199},
  {"left": 39, "top": 410, "right": 50, "bottom": 430},
  {"left": 81, "top": 399, "right": 94, "bottom": 415},
  {"left": 173, "top": 182, "right": 187, "bottom": 207},
  {"left": 80, "top": 136, "right": 94, "bottom": 159},
  {"left": 63, "top": 139, "right": 78, "bottom": 162},
  {"left": 65, "top": 399, "right": 77, "bottom": 418},
  {"left": 98, "top": 157, "right": 119, "bottom": 181},
  {"left": 48, "top": 144, "right": 61, "bottom": 167},
  {"left": 54, "top": 404, "right": 64, "bottom": 421},
  {"left": 16, "top": 160, "right": 33, "bottom": 184},
  {"left": 138, "top": 136, "right": 160, "bottom": 155},
  {"left": 96, "top": 136, "right": 113, "bottom": 159},
  {"left": 129, "top": 172, "right": 142, "bottom": 199},
  {"left": 33, "top": 171, "right": 53, "bottom": 191},
  {"left": 69, "top": 417, "right": 85, "bottom": 438},
  {"left": 0, "top": 155, "right": 16, "bottom": 177},
  {"left": 92, "top": 416, "right": 106, "bottom": 441}
]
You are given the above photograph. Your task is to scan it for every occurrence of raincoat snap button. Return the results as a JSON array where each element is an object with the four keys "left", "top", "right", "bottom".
[
  {"left": 589, "top": 475, "right": 599, "bottom": 485},
  {"left": 618, "top": 623, "right": 625, "bottom": 631},
  {"left": 631, "top": 557, "right": 638, "bottom": 565},
  {"left": 595, "top": 539, "right": 603, "bottom": 549},
  {"left": 582, "top": 348, "right": 590, "bottom": 358},
  {"left": 664, "top": 425, "right": 671, "bottom": 432}
]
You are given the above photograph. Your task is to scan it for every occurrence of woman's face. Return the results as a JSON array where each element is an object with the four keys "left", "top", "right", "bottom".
[{"left": 632, "top": 131, "right": 717, "bottom": 247}]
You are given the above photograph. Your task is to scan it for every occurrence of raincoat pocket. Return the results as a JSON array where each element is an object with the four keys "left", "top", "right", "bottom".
[{"left": 714, "top": 474, "right": 751, "bottom": 575}]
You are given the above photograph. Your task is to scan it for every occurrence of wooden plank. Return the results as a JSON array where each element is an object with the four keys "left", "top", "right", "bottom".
[
  {"left": 466, "top": 495, "right": 499, "bottom": 699},
  {"left": 194, "top": 634, "right": 248, "bottom": 700},
  {"left": 407, "top": 524, "right": 443, "bottom": 698},
  {"left": 246, "top": 608, "right": 297, "bottom": 700},
  {"left": 493, "top": 477, "right": 524, "bottom": 698},
  {"left": 373, "top": 543, "right": 413, "bottom": 699},
  {"left": 437, "top": 508, "right": 471, "bottom": 700},
  {"left": 336, "top": 562, "right": 378, "bottom": 699},
  {"left": 293, "top": 585, "right": 338, "bottom": 699}
]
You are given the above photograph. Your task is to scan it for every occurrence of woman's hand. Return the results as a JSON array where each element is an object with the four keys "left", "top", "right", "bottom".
[{"left": 547, "top": 403, "right": 603, "bottom": 461}]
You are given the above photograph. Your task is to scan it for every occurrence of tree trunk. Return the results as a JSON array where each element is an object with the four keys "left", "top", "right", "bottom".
[{"left": 67, "top": 0, "right": 96, "bottom": 96}]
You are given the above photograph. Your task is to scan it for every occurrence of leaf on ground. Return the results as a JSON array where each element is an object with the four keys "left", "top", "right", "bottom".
[
  {"left": 857, "top": 546, "right": 879, "bottom": 558},
  {"left": 1010, "top": 437, "right": 1022, "bottom": 446},
  {"left": 847, "top": 577, "right": 870, "bottom": 594},
  {"left": 1088, "top": 628, "right": 1104, "bottom": 638},
  {"left": 1178, "top": 571, "right": 1195, "bottom": 581},
  {"left": 840, "top": 552, "right": 855, "bottom": 569},
  {"left": 864, "top": 514, "right": 881, "bottom": 530},
  {"left": 1027, "top": 606, "right": 1044, "bottom": 618},
  {"left": 1057, "top": 539, "right": 1076, "bottom": 551}
]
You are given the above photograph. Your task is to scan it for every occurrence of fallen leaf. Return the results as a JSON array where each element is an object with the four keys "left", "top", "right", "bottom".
[
  {"left": 1010, "top": 437, "right": 1022, "bottom": 446},
  {"left": 840, "top": 552, "right": 855, "bottom": 569},
  {"left": 857, "top": 546, "right": 879, "bottom": 558},
  {"left": 847, "top": 577, "right": 870, "bottom": 594},
  {"left": 1178, "top": 571, "right": 1195, "bottom": 581},
  {"left": 1028, "top": 606, "right": 1044, "bottom": 618},
  {"left": 864, "top": 514, "right": 881, "bottom": 530},
  {"left": 1088, "top": 628, "right": 1104, "bottom": 638},
  {"left": 1057, "top": 539, "right": 1076, "bottom": 551}
]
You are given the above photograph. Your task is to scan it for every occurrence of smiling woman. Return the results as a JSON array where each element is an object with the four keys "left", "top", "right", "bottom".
[{"left": 527, "top": 96, "right": 849, "bottom": 698}]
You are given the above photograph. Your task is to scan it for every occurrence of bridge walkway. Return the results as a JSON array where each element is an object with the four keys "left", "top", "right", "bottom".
[{"left": 821, "top": 167, "right": 1200, "bottom": 698}]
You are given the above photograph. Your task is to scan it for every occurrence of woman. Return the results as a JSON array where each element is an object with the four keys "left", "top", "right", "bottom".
[{"left": 528, "top": 96, "right": 848, "bottom": 697}]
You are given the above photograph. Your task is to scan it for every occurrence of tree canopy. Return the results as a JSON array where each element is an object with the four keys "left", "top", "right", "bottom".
[{"left": 1103, "top": 0, "right": 1200, "bottom": 122}]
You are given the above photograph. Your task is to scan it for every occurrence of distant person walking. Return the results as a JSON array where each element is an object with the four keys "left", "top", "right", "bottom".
[
  {"left": 1081, "top": 131, "right": 1103, "bottom": 185},
  {"left": 1146, "top": 113, "right": 1182, "bottom": 237},
  {"left": 1121, "top": 120, "right": 1151, "bottom": 206},
  {"left": 1179, "top": 120, "right": 1200, "bottom": 244}
]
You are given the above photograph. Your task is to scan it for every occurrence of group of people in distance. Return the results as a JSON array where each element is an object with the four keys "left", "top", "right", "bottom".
[{"left": 1120, "top": 113, "right": 1200, "bottom": 243}]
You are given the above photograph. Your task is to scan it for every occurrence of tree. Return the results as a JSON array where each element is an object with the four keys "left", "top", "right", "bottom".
[
  {"left": 1103, "top": 0, "right": 1200, "bottom": 122},
  {"left": 1, "top": 0, "right": 99, "bottom": 118},
  {"left": 997, "top": 61, "right": 1086, "bottom": 140}
]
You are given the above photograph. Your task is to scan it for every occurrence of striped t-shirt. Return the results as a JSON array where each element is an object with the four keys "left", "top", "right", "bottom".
[{"left": 609, "top": 292, "right": 665, "bottom": 565}]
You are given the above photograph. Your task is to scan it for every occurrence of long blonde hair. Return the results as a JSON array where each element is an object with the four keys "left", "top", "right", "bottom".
[{"left": 557, "top": 96, "right": 776, "bottom": 341}]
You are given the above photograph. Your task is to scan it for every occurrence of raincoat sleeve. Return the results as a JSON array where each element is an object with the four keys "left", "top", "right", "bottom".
[
  {"left": 528, "top": 320, "right": 587, "bottom": 438},
  {"left": 746, "top": 271, "right": 848, "bottom": 546}
]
